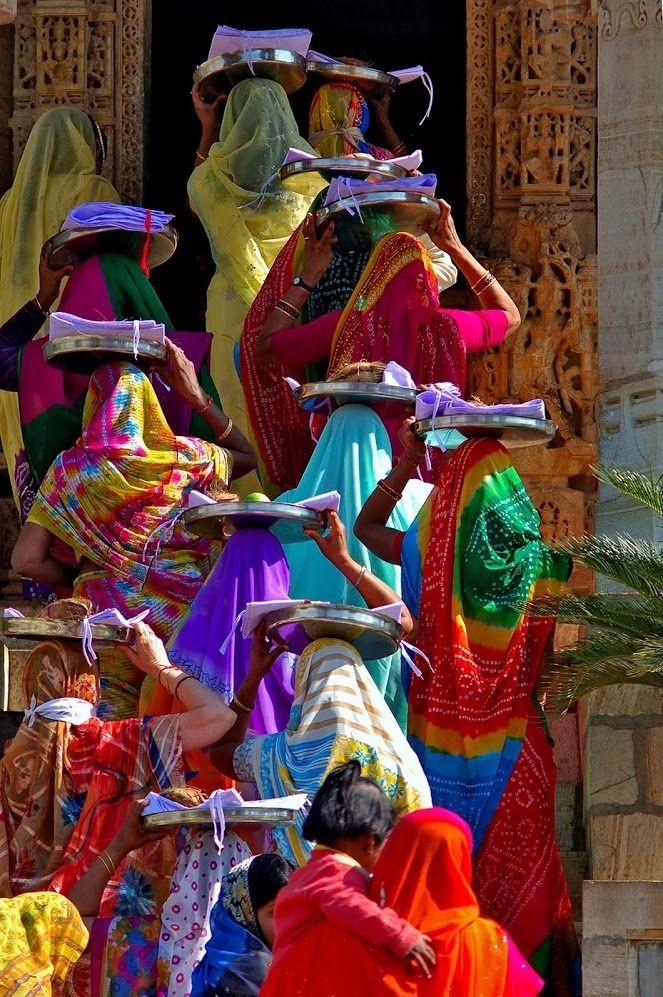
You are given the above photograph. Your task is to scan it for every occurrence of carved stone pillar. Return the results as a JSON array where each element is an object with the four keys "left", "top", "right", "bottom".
[{"left": 11, "top": 0, "right": 150, "bottom": 202}]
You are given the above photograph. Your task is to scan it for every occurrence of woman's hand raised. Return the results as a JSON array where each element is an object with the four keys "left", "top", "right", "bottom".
[
  {"left": 248, "top": 621, "right": 289, "bottom": 680},
  {"left": 398, "top": 416, "right": 426, "bottom": 465},
  {"left": 303, "top": 510, "right": 351, "bottom": 570},
  {"left": 191, "top": 83, "right": 226, "bottom": 130},
  {"left": 123, "top": 621, "right": 170, "bottom": 678},
  {"left": 299, "top": 215, "right": 336, "bottom": 288},
  {"left": 427, "top": 199, "right": 464, "bottom": 257},
  {"left": 162, "top": 339, "right": 207, "bottom": 409}
]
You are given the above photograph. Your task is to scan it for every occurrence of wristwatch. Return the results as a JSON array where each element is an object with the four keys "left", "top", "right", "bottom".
[{"left": 292, "top": 274, "right": 317, "bottom": 294}]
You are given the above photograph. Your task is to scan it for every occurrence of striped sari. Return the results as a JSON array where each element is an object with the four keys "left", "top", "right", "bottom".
[
  {"left": 233, "top": 638, "right": 431, "bottom": 867},
  {"left": 400, "top": 438, "right": 577, "bottom": 991}
]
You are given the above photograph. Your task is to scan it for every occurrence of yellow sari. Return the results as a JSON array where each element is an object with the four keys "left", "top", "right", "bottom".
[
  {"left": 0, "top": 893, "right": 88, "bottom": 995},
  {"left": 0, "top": 107, "right": 119, "bottom": 511},
  {"left": 188, "top": 79, "right": 323, "bottom": 495}
]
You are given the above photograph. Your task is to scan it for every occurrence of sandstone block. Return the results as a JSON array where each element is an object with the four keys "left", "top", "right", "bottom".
[
  {"left": 585, "top": 727, "right": 637, "bottom": 808},
  {"left": 588, "top": 814, "right": 663, "bottom": 880},
  {"left": 643, "top": 727, "right": 663, "bottom": 806}
]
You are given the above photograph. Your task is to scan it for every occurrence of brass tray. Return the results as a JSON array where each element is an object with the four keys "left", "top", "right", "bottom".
[
  {"left": 183, "top": 500, "right": 325, "bottom": 541},
  {"left": 315, "top": 191, "right": 440, "bottom": 235},
  {"left": 44, "top": 335, "right": 167, "bottom": 375},
  {"left": 265, "top": 602, "right": 401, "bottom": 661},
  {"left": 280, "top": 156, "right": 407, "bottom": 186},
  {"left": 143, "top": 804, "right": 299, "bottom": 831},
  {"left": 415, "top": 413, "right": 556, "bottom": 448},
  {"left": 193, "top": 49, "right": 307, "bottom": 95},
  {"left": 44, "top": 224, "right": 178, "bottom": 270},
  {"left": 296, "top": 381, "right": 417, "bottom": 409},
  {"left": 306, "top": 60, "right": 399, "bottom": 92},
  {"left": 0, "top": 617, "right": 132, "bottom": 645}
]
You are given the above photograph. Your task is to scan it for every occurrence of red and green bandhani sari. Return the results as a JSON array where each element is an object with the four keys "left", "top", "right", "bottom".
[{"left": 401, "top": 438, "right": 578, "bottom": 991}]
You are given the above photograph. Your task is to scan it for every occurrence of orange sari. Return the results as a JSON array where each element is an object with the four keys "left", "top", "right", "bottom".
[{"left": 263, "top": 808, "right": 543, "bottom": 997}]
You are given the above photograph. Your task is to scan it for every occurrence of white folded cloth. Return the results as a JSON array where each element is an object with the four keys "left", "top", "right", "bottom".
[
  {"left": 324, "top": 173, "right": 437, "bottom": 207},
  {"left": 282, "top": 147, "right": 423, "bottom": 174},
  {"left": 209, "top": 26, "right": 312, "bottom": 60},
  {"left": 381, "top": 361, "right": 416, "bottom": 389},
  {"left": 294, "top": 491, "right": 341, "bottom": 513},
  {"left": 48, "top": 312, "right": 165, "bottom": 347},
  {"left": 416, "top": 387, "right": 546, "bottom": 422},
  {"left": 61, "top": 201, "right": 173, "bottom": 233},
  {"left": 24, "top": 695, "right": 95, "bottom": 728}
]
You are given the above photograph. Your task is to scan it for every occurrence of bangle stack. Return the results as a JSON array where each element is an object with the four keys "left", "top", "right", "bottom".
[
  {"left": 377, "top": 478, "right": 402, "bottom": 503},
  {"left": 470, "top": 270, "right": 496, "bottom": 296},
  {"left": 97, "top": 849, "right": 116, "bottom": 877},
  {"left": 391, "top": 141, "right": 407, "bottom": 156},
  {"left": 217, "top": 418, "right": 233, "bottom": 444},
  {"left": 195, "top": 394, "right": 214, "bottom": 415},
  {"left": 231, "top": 693, "right": 254, "bottom": 714},
  {"left": 353, "top": 564, "right": 367, "bottom": 589},
  {"left": 274, "top": 298, "right": 300, "bottom": 321}
]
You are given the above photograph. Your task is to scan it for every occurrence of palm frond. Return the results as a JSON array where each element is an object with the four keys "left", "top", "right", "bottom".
[
  {"left": 596, "top": 465, "right": 663, "bottom": 518},
  {"left": 558, "top": 533, "right": 663, "bottom": 595},
  {"left": 528, "top": 593, "right": 663, "bottom": 637},
  {"left": 543, "top": 654, "right": 663, "bottom": 713}
]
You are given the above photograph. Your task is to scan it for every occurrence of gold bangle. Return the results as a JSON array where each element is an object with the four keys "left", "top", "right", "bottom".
[
  {"left": 354, "top": 565, "right": 367, "bottom": 588},
  {"left": 470, "top": 270, "right": 495, "bottom": 294},
  {"left": 97, "top": 850, "right": 115, "bottom": 878},
  {"left": 216, "top": 419, "right": 233, "bottom": 444},
  {"left": 377, "top": 479, "right": 402, "bottom": 503},
  {"left": 195, "top": 394, "right": 214, "bottom": 415},
  {"left": 32, "top": 295, "right": 47, "bottom": 316},
  {"left": 475, "top": 273, "right": 497, "bottom": 295},
  {"left": 275, "top": 298, "right": 300, "bottom": 320},
  {"left": 174, "top": 674, "right": 196, "bottom": 701},
  {"left": 195, "top": 149, "right": 207, "bottom": 163},
  {"left": 231, "top": 693, "right": 253, "bottom": 714}
]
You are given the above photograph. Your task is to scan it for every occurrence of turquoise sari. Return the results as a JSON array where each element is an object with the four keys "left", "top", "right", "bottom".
[{"left": 276, "top": 405, "right": 429, "bottom": 728}]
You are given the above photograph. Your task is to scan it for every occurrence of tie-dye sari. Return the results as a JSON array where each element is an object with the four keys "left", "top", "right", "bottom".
[
  {"left": 27, "top": 362, "right": 230, "bottom": 717},
  {"left": 400, "top": 438, "right": 577, "bottom": 990}
]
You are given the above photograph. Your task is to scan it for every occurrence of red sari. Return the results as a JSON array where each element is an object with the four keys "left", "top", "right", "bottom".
[
  {"left": 262, "top": 808, "right": 543, "bottom": 997},
  {"left": 241, "top": 231, "right": 506, "bottom": 490}
]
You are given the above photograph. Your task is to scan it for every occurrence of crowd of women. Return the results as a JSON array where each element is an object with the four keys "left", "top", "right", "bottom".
[{"left": 0, "top": 29, "right": 580, "bottom": 997}]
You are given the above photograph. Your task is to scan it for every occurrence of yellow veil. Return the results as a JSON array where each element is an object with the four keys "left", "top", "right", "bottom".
[
  {"left": 0, "top": 106, "right": 119, "bottom": 508},
  {"left": 188, "top": 78, "right": 324, "bottom": 495}
]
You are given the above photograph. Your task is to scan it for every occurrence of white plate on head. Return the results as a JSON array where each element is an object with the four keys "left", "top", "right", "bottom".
[
  {"left": 280, "top": 156, "right": 407, "bottom": 187},
  {"left": 182, "top": 500, "right": 325, "bottom": 542},
  {"left": 43, "top": 335, "right": 166, "bottom": 375},
  {"left": 415, "top": 414, "right": 556, "bottom": 448},
  {"left": 265, "top": 602, "right": 402, "bottom": 661},
  {"left": 43, "top": 224, "right": 178, "bottom": 270},
  {"left": 306, "top": 60, "right": 399, "bottom": 92},
  {"left": 143, "top": 804, "right": 299, "bottom": 831},
  {"left": 194, "top": 49, "right": 307, "bottom": 95},
  {"left": 314, "top": 191, "right": 440, "bottom": 236}
]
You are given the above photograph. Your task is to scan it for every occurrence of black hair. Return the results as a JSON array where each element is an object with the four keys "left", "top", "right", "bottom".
[
  {"left": 302, "top": 760, "right": 395, "bottom": 846},
  {"left": 247, "top": 853, "right": 292, "bottom": 915}
]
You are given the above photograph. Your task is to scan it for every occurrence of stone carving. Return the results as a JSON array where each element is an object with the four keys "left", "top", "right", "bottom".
[
  {"left": 599, "top": 0, "right": 650, "bottom": 38},
  {"left": 11, "top": 0, "right": 147, "bottom": 202},
  {"left": 466, "top": 0, "right": 599, "bottom": 560}
]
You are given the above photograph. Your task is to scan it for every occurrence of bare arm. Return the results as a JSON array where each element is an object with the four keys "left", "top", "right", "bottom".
[
  {"left": 161, "top": 339, "right": 256, "bottom": 479},
  {"left": 354, "top": 419, "right": 426, "bottom": 564},
  {"left": 190, "top": 85, "right": 226, "bottom": 169},
  {"left": 366, "top": 86, "right": 405, "bottom": 154},
  {"left": 11, "top": 522, "right": 77, "bottom": 587},
  {"left": 304, "top": 511, "right": 413, "bottom": 634},
  {"left": 427, "top": 200, "right": 521, "bottom": 335},
  {"left": 257, "top": 215, "right": 336, "bottom": 357}
]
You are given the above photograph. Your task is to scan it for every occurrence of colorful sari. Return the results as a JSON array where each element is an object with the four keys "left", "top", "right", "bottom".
[
  {"left": 232, "top": 638, "right": 431, "bottom": 867},
  {"left": 27, "top": 363, "right": 229, "bottom": 718},
  {"left": 0, "top": 892, "right": 89, "bottom": 996},
  {"left": 400, "top": 439, "right": 577, "bottom": 989},
  {"left": 308, "top": 82, "right": 391, "bottom": 158},
  {"left": 277, "top": 405, "right": 430, "bottom": 728},
  {"left": 188, "top": 78, "right": 323, "bottom": 495},
  {"left": 262, "top": 808, "right": 543, "bottom": 997},
  {"left": 16, "top": 252, "right": 219, "bottom": 526},
  {"left": 241, "top": 231, "right": 482, "bottom": 490},
  {"left": 0, "top": 107, "right": 120, "bottom": 510},
  {"left": 0, "top": 638, "right": 184, "bottom": 914}
]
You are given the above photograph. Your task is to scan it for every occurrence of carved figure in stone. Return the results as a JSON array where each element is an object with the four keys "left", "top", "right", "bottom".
[
  {"left": 570, "top": 22, "right": 594, "bottom": 86},
  {"left": 495, "top": 9, "right": 521, "bottom": 86},
  {"left": 496, "top": 114, "right": 521, "bottom": 191},
  {"left": 569, "top": 116, "right": 593, "bottom": 191},
  {"left": 523, "top": 113, "right": 564, "bottom": 186}
]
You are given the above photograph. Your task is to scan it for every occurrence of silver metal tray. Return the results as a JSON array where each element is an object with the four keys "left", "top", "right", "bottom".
[
  {"left": 0, "top": 617, "right": 132, "bottom": 645},
  {"left": 296, "top": 381, "right": 417, "bottom": 409},
  {"left": 415, "top": 413, "right": 556, "bottom": 448},
  {"left": 194, "top": 49, "right": 307, "bottom": 95},
  {"left": 306, "top": 60, "right": 399, "bottom": 91},
  {"left": 315, "top": 191, "right": 440, "bottom": 235},
  {"left": 44, "top": 224, "right": 178, "bottom": 271},
  {"left": 143, "top": 805, "right": 299, "bottom": 831},
  {"left": 280, "top": 156, "right": 407, "bottom": 186},
  {"left": 183, "top": 500, "right": 325, "bottom": 541},
  {"left": 44, "top": 335, "right": 167, "bottom": 375},
  {"left": 265, "top": 602, "right": 401, "bottom": 661}
]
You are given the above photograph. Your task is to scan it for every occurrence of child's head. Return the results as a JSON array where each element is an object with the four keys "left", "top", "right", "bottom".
[{"left": 303, "top": 760, "right": 395, "bottom": 870}]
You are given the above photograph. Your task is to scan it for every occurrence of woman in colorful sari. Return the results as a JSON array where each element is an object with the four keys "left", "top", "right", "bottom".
[
  {"left": 191, "top": 854, "right": 292, "bottom": 997},
  {"left": 211, "top": 542, "right": 431, "bottom": 867},
  {"left": 11, "top": 350, "right": 255, "bottom": 718},
  {"left": 354, "top": 427, "right": 579, "bottom": 993},
  {"left": 1, "top": 250, "right": 222, "bottom": 539},
  {"left": 241, "top": 200, "right": 518, "bottom": 490},
  {"left": 308, "top": 80, "right": 400, "bottom": 160},
  {"left": 0, "top": 892, "right": 88, "bottom": 996},
  {"left": 189, "top": 78, "right": 324, "bottom": 493},
  {"left": 0, "top": 619, "right": 279, "bottom": 913},
  {"left": 0, "top": 107, "right": 120, "bottom": 512},
  {"left": 264, "top": 808, "right": 543, "bottom": 997}
]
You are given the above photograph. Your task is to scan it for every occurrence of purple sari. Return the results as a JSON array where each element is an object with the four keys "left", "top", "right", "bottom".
[{"left": 167, "top": 528, "right": 297, "bottom": 735}]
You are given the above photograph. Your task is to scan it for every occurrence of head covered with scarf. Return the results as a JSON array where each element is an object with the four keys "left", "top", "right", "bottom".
[{"left": 308, "top": 82, "right": 391, "bottom": 159}]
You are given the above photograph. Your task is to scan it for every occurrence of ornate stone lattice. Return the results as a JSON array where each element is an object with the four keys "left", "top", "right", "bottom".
[
  {"left": 11, "top": 0, "right": 148, "bottom": 202},
  {"left": 466, "top": 0, "right": 598, "bottom": 556}
]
